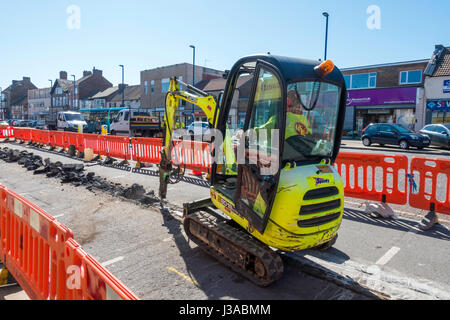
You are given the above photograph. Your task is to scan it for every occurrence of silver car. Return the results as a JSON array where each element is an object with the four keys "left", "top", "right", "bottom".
[{"left": 419, "top": 124, "right": 450, "bottom": 149}]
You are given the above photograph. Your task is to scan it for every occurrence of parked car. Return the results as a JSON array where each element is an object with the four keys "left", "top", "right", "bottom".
[
  {"left": 186, "top": 121, "right": 211, "bottom": 137},
  {"left": 361, "top": 123, "right": 430, "bottom": 150},
  {"left": 12, "top": 120, "right": 27, "bottom": 127},
  {"left": 0, "top": 120, "right": 9, "bottom": 127},
  {"left": 419, "top": 124, "right": 450, "bottom": 149}
]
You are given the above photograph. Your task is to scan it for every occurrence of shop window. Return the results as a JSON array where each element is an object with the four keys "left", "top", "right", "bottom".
[{"left": 399, "top": 70, "right": 422, "bottom": 85}]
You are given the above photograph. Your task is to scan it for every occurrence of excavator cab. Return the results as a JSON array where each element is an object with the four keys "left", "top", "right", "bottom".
[
  {"left": 210, "top": 55, "right": 347, "bottom": 241},
  {"left": 160, "top": 54, "right": 347, "bottom": 286}
]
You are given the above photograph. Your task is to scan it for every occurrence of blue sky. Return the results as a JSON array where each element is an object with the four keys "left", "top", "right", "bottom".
[{"left": 1, "top": 0, "right": 448, "bottom": 89}]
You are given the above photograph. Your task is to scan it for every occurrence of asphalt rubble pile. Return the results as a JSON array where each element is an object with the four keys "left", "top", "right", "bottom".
[{"left": 0, "top": 146, "right": 160, "bottom": 207}]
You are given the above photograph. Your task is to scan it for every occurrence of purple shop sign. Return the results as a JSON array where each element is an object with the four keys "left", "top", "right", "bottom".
[{"left": 346, "top": 87, "right": 417, "bottom": 107}]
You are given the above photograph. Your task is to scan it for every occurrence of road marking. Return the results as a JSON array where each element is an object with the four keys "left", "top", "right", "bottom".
[
  {"left": 167, "top": 266, "right": 199, "bottom": 287},
  {"left": 376, "top": 246, "right": 401, "bottom": 266},
  {"left": 53, "top": 214, "right": 65, "bottom": 219},
  {"left": 101, "top": 256, "right": 124, "bottom": 267},
  {"left": 345, "top": 200, "right": 450, "bottom": 224}
]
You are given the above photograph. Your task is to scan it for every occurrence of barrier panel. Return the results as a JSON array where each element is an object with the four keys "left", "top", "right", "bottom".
[
  {"left": 64, "top": 132, "right": 84, "bottom": 151},
  {"left": 408, "top": 157, "right": 450, "bottom": 215},
  {"left": 131, "top": 137, "right": 163, "bottom": 164},
  {"left": 82, "top": 133, "right": 101, "bottom": 155},
  {"left": 13, "top": 128, "right": 32, "bottom": 142},
  {"left": 172, "top": 140, "right": 212, "bottom": 174},
  {"left": 64, "top": 239, "right": 138, "bottom": 300},
  {"left": 50, "top": 131, "right": 66, "bottom": 149},
  {"left": 0, "top": 185, "right": 73, "bottom": 300},
  {"left": 37, "top": 130, "right": 51, "bottom": 146},
  {"left": 99, "top": 135, "right": 131, "bottom": 160},
  {"left": 0, "top": 127, "right": 14, "bottom": 139},
  {"left": 335, "top": 152, "right": 409, "bottom": 205},
  {"left": 0, "top": 184, "right": 139, "bottom": 300}
]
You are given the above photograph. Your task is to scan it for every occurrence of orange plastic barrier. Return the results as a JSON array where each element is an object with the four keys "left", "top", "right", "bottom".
[
  {"left": 0, "top": 185, "right": 73, "bottom": 300},
  {"left": 408, "top": 157, "right": 450, "bottom": 215},
  {"left": 81, "top": 133, "right": 101, "bottom": 154},
  {"left": 64, "top": 239, "right": 138, "bottom": 300},
  {"left": 172, "top": 140, "right": 212, "bottom": 174},
  {"left": 0, "top": 184, "right": 139, "bottom": 300},
  {"left": 99, "top": 135, "right": 131, "bottom": 160},
  {"left": 335, "top": 152, "right": 409, "bottom": 205},
  {"left": 131, "top": 137, "right": 163, "bottom": 164},
  {"left": 64, "top": 132, "right": 84, "bottom": 151},
  {"left": 0, "top": 127, "right": 14, "bottom": 139},
  {"left": 50, "top": 131, "right": 66, "bottom": 149},
  {"left": 37, "top": 130, "right": 51, "bottom": 145},
  {"left": 13, "top": 128, "right": 32, "bottom": 142}
]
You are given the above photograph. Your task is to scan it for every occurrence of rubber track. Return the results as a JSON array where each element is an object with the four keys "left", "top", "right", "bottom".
[{"left": 184, "top": 211, "right": 284, "bottom": 287}]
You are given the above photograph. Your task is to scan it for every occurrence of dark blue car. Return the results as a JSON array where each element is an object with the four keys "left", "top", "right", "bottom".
[{"left": 361, "top": 123, "right": 430, "bottom": 150}]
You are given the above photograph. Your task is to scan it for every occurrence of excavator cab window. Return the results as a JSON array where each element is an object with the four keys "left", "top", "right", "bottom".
[
  {"left": 213, "top": 63, "right": 256, "bottom": 199},
  {"left": 235, "top": 64, "right": 283, "bottom": 231},
  {"left": 212, "top": 58, "right": 285, "bottom": 232}
]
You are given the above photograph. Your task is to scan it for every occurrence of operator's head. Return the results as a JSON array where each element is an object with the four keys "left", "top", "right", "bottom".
[{"left": 287, "top": 89, "right": 303, "bottom": 115}]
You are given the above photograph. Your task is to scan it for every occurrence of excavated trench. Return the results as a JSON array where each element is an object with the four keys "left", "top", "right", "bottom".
[{"left": 0, "top": 146, "right": 161, "bottom": 207}]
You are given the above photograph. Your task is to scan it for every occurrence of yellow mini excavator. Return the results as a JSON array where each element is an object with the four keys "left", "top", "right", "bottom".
[{"left": 159, "top": 54, "right": 347, "bottom": 286}]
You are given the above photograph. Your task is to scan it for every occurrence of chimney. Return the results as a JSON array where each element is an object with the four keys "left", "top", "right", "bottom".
[
  {"left": 60, "top": 71, "right": 68, "bottom": 80},
  {"left": 22, "top": 77, "right": 31, "bottom": 82},
  {"left": 92, "top": 67, "right": 102, "bottom": 77},
  {"left": 83, "top": 71, "right": 92, "bottom": 77}
]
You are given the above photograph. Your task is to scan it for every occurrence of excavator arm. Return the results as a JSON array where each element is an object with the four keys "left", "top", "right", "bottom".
[{"left": 159, "top": 77, "right": 219, "bottom": 199}]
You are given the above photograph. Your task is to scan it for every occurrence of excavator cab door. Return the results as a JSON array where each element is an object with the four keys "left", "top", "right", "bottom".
[
  {"left": 212, "top": 58, "right": 285, "bottom": 234},
  {"left": 235, "top": 61, "right": 285, "bottom": 234}
]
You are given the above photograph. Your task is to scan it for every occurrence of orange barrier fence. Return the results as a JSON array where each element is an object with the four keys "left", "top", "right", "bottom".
[
  {"left": 131, "top": 137, "right": 163, "bottom": 164},
  {"left": 7, "top": 127, "right": 450, "bottom": 216},
  {"left": 334, "top": 153, "right": 409, "bottom": 205},
  {"left": 0, "top": 127, "right": 14, "bottom": 139},
  {"left": 172, "top": 140, "right": 212, "bottom": 174},
  {"left": 0, "top": 184, "right": 139, "bottom": 300},
  {"left": 50, "top": 131, "right": 66, "bottom": 149},
  {"left": 99, "top": 135, "right": 131, "bottom": 160},
  {"left": 408, "top": 157, "right": 450, "bottom": 215}
]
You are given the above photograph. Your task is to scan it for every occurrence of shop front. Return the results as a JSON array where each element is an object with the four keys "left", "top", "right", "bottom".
[
  {"left": 345, "top": 87, "right": 418, "bottom": 137},
  {"left": 426, "top": 99, "right": 450, "bottom": 124}
]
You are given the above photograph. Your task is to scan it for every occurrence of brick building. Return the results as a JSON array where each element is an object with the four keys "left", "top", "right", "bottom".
[
  {"left": 341, "top": 59, "right": 428, "bottom": 136},
  {"left": 1, "top": 77, "right": 37, "bottom": 120},
  {"left": 28, "top": 87, "right": 51, "bottom": 120},
  {"left": 50, "top": 68, "right": 112, "bottom": 119},
  {"left": 140, "top": 63, "right": 223, "bottom": 122}
]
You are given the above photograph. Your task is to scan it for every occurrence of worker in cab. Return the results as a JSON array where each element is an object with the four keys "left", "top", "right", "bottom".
[{"left": 254, "top": 88, "right": 312, "bottom": 147}]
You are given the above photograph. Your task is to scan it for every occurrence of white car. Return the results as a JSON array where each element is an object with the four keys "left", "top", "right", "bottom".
[{"left": 186, "top": 121, "right": 211, "bottom": 136}]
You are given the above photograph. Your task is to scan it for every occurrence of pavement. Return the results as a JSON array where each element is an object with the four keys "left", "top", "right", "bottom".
[{"left": 0, "top": 141, "right": 449, "bottom": 300}]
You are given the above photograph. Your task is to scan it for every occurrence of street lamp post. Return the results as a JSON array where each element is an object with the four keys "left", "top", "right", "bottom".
[
  {"left": 119, "top": 65, "right": 125, "bottom": 108},
  {"left": 322, "top": 12, "right": 329, "bottom": 61},
  {"left": 71, "top": 75, "right": 76, "bottom": 109},
  {"left": 189, "top": 45, "right": 196, "bottom": 121},
  {"left": 49, "top": 80, "right": 53, "bottom": 121}
]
